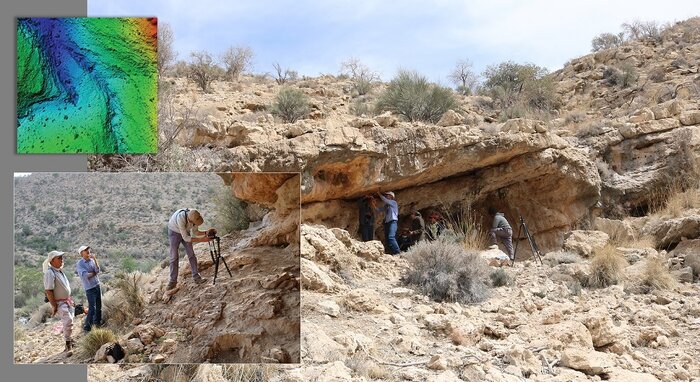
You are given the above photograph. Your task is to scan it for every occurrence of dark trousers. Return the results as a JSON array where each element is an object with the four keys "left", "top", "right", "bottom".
[
  {"left": 383, "top": 220, "right": 400, "bottom": 255},
  {"left": 83, "top": 285, "right": 102, "bottom": 331},
  {"left": 360, "top": 224, "right": 374, "bottom": 241}
]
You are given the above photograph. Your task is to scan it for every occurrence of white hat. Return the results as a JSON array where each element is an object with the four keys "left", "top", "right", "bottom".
[
  {"left": 386, "top": 191, "right": 395, "bottom": 197},
  {"left": 47, "top": 250, "right": 65, "bottom": 261},
  {"left": 78, "top": 245, "right": 90, "bottom": 253},
  {"left": 43, "top": 250, "right": 65, "bottom": 272}
]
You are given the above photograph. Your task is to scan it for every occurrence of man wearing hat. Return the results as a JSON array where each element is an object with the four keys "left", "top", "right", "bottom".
[
  {"left": 376, "top": 191, "right": 401, "bottom": 255},
  {"left": 166, "top": 208, "right": 211, "bottom": 290},
  {"left": 43, "top": 250, "right": 74, "bottom": 354},
  {"left": 76, "top": 245, "right": 101, "bottom": 332}
]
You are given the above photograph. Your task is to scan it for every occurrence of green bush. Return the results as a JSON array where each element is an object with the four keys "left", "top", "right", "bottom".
[
  {"left": 211, "top": 186, "right": 249, "bottom": 235},
  {"left": 14, "top": 266, "right": 44, "bottom": 308},
  {"left": 271, "top": 87, "right": 310, "bottom": 123},
  {"left": 376, "top": 70, "right": 458, "bottom": 123},
  {"left": 591, "top": 32, "right": 624, "bottom": 52},
  {"left": 481, "top": 61, "right": 558, "bottom": 112},
  {"left": 402, "top": 239, "right": 490, "bottom": 303}
]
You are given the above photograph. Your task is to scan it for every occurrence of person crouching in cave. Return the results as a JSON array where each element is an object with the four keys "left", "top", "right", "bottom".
[{"left": 488, "top": 206, "right": 515, "bottom": 260}]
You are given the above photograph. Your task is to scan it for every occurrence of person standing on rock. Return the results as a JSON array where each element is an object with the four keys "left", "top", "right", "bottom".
[
  {"left": 43, "top": 250, "right": 74, "bottom": 355},
  {"left": 376, "top": 192, "right": 401, "bottom": 255},
  {"left": 358, "top": 195, "right": 376, "bottom": 241},
  {"left": 488, "top": 207, "right": 515, "bottom": 260},
  {"left": 167, "top": 208, "right": 211, "bottom": 290},
  {"left": 76, "top": 245, "right": 101, "bottom": 333}
]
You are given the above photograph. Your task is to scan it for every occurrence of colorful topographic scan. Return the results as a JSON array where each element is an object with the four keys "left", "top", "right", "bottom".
[{"left": 17, "top": 17, "right": 158, "bottom": 154}]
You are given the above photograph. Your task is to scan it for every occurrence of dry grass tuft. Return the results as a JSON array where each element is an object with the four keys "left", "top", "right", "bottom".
[
  {"left": 650, "top": 179, "right": 700, "bottom": 218},
  {"left": 641, "top": 258, "right": 676, "bottom": 292},
  {"left": 222, "top": 364, "right": 273, "bottom": 382},
  {"left": 103, "top": 272, "right": 145, "bottom": 329},
  {"left": 76, "top": 328, "right": 117, "bottom": 358},
  {"left": 588, "top": 245, "right": 628, "bottom": 288}
]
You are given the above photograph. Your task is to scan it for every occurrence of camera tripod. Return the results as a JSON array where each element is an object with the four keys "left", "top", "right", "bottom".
[
  {"left": 513, "top": 216, "right": 543, "bottom": 266},
  {"left": 208, "top": 235, "right": 232, "bottom": 285}
]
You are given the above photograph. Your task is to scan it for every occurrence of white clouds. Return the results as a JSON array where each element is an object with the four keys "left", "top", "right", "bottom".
[{"left": 89, "top": 0, "right": 700, "bottom": 82}]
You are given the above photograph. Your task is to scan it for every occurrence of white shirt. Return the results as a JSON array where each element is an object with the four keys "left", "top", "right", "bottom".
[
  {"left": 167, "top": 209, "right": 203, "bottom": 242},
  {"left": 43, "top": 266, "right": 71, "bottom": 300}
]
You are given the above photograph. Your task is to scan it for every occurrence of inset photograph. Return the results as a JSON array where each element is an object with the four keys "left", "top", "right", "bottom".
[
  {"left": 13, "top": 172, "right": 300, "bottom": 364},
  {"left": 16, "top": 18, "right": 157, "bottom": 154}
]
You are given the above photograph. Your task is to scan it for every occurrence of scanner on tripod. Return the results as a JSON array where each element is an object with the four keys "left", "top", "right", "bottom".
[{"left": 207, "top": 233, "right": 232, "bottom": 285}]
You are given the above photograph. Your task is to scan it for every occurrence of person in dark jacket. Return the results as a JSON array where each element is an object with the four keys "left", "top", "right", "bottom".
[
  {"left": 358, "top": 195, "right": 375, "bottom": 241},
  {"left": 488, "top": 206, "right": 514, "bottom": 260},
  {"left": 409, "top": 210, "right": 426, "bottom": 244}
]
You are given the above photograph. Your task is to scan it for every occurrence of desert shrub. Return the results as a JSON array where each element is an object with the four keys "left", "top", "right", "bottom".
[
  {"left": 402, "top": 239, "right": 490, "bottom": 303},
  {"left": 210, "top": 185, "right": 249, "bottom": 234},
  {"left": 588, "top": 245, "right": 628, "bottom": 288},
  {"left": 640, "top": 258, "right": 676, "bottom": 292},
  {"left": 187, "top": 51, "right": 219, "bottom": 92},
  {"left": 565, "top": 111, "right": 586, "bottom": 124},
  {"left": 103, "top": 272, "right": 144, "bottom": 328},
  {"left": 481, "top": 61, "right": 558, "bottom": 112},
  {"left": 603, "top": 64, "right": 637, "bottom": 88},
  {"left": 76, "top": 328, "right": 116, "bottom": 358},
  {"left": 350, "top": 98, "right": 373, "bottom": 117},
  {"left": 340, "top": 58, "right": 378, "bottom": 96},
  {"left": 271, "top": 87, "right": 309, "bottom": 123},
  {"left": 591, "top": 32, "right": 624, "bottom": 52},
  {"left": 14, "top": 265, "right": 44, "bottom": 308},
  {"left": 375, "top": 70, "right": 458, "bottom": 123},
  {"left": 622, "top": 20, "right": 661, "bottom": 42},
  {"left": 685, "top": 253, "right": 700, "bottom": 280},
  {"left": 222, "top": 364, "right": 273, "bottom": 382},
  {"left": 220, "top": 45, "right": 254, "bottom": 81},
  {"left": 489, "top": 268, "right": 512, "bottom": 287}
]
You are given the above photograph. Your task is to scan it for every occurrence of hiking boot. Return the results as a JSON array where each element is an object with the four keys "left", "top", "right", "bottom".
[
  {"left": 488, "top": 244, "right": 498, "bottom": 250},
  {"left": 64, "top": 340, "right": 74, "bottom": 356},
  {"left": 193, "top": 275, "right": 207, "bottom": 285},
  {"left": 166, "top": 281, "right": 177, "bottom": 290}
]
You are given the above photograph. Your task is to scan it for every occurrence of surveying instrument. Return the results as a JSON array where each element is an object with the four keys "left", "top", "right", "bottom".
[
  {"left": 208, "top": 232, "right": 232, "bottom": 285},
  {"left": 513, "top": 215, "right": 544, "bottom": 266}
]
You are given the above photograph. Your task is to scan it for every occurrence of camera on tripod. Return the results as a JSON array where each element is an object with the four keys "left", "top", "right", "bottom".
[{"left": 207, "top": 228, "right": 218, "bottom": 240}]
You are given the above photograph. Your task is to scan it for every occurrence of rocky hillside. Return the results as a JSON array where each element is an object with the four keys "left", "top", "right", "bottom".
[
  {"left": 91, "top": 19, "right": 700, "bottom": 254},
  {"left": 15, "top": 173, "right": 301, "bottom": 365},
  {"left": 14, "top": 172, "right": 222, "bottom": 268},
  {"left": 88, "top": 220, "right": 699, "bottom": 381}
]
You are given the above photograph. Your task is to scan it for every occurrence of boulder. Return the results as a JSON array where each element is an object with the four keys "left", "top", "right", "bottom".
[
  {"left": 563, "top": 230, "right": 610, "bottom": 257},
  {"left": 437, "top": 110, "right": 464, "bottom": 127},
  {"left": 559, "top": 347, "right": 614, "bottom": 375}
]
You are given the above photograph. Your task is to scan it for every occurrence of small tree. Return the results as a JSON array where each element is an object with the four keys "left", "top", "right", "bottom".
[
  {"left": 340, "top": 57, "right": 379, "bottom": 96},
  {"left": 448, "top": 59, "right": 478, "bottom": 95},
  {"left": 221, "top": 45, "right": 254, "bottom": 81},
  {"left": 272, "top": 62, "right": 297, "bottom": 85},
  {"left": 271, "top": 87, "right": 309, "bottom": 123},
  {"left": 188, "top": 51, "right": 218, "bottom": 92},
  {"left": 376, "top": 70, "right": 458, "bottom": 123},
  {"left": 157, "top": 22, "right": 176, "bottom": 75},
  {"left": 211, "top": 186, "right": 249, "bottom": 234},
  {"left": 591, "top": 32, "right": 624, "bottom": 52}
]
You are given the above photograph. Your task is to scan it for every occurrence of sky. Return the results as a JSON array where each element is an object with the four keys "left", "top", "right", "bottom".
[{"left": 88, "top": 0, "right": 700, "bottom": 84}]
